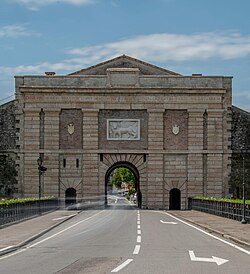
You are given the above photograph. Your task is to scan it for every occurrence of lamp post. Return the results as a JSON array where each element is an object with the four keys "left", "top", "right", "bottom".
[
  {"left": 240, "top": 146, "right": 247, "bottom": 224},
  {"left": 37, "top": 156, "right": 47, "bottom": 215}
]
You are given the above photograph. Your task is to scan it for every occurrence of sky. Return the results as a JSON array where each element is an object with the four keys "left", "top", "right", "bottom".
[{"left": 1, "top": 0, "right": 250, "bottom": 111}]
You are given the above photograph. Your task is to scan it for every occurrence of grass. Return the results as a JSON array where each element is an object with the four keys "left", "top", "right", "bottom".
[
  {"left": 0, "top": 196, "right": 55, "bottom": 205},
  {"left": 192, "top": 196, "right": 250, "bottom": 204}
]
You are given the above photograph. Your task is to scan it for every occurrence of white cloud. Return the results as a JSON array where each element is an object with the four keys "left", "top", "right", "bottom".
[
  {"left": 3, "top": 31, "right": 250, "bottom": 78},
  {"left": 0, "top": 24, "right": 37, "bottom": 38},
  {"left": 14, "top": 0, "right": 94, "bottom": 10},
  {"left": 66, "top": 32, "right": 250, "bottom": 63}
]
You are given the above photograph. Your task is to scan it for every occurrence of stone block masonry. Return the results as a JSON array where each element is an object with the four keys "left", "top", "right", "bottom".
[{"left": 14, "top": 55, "right": 232, "bottom": 209}]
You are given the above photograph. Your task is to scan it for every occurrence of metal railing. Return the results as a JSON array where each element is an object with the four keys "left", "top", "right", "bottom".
[
  {"left": 188, "top": 198, "right": 250, "bottom": 223},
  {"left": 0, "top": 198, "right": 59, "bottom": 226}
]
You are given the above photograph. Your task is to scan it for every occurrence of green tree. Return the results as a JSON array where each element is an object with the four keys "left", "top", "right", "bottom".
[
  {"left": 109, "top": 167, "right": 135, "bottom": 189},
  {"left": 0, "top": 155, "right": 17, "bottom": 197}
]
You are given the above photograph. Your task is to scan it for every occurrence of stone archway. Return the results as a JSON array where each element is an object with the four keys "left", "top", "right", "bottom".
[
  {"left": 105, "top": 161, "right": 141, "bottom": 207},
  {"left": 169, "top": 188, "right": 181, "bottom": 210},
  {"left": 99, "top": 154, "right": 147, "bottom": 208}
]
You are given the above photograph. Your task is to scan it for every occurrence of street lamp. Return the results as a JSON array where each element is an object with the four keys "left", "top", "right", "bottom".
[
  {"left": 37, "top": 156, "right": 47, "bottom": 214},
  {"left": 240, "top": 146, "right": 247, "bottom": 224}
]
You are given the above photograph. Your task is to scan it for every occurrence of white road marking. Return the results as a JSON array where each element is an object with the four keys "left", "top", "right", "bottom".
[
  {"left": 52, "top": 214, "right": 77, "bottom": 221},
  {"left": 137, "top": 230, "right": 141, "bottom": 235},
  {"left": 28, "top": 210, "right": 106, "bottom": 248},
  {"left": 137, "top": 225, "right": 141, "bottom": 229},
  {"left": 0, "top": 246, "right": 14, "bottom": 252},
  {"left": 189, "top": 250, "right": 229, "bottom": 266},
  {"left": 137, "top": 235, "right": 141, "bottom": 243},
  {"left": 0, "top": 249, "right": 25, "bottom": 261},
  {"left": 137, "top": 216, "right": 140, "bottom": 221},
  {"left": 111, "top": 259, "right": 133, "bottom": 272},
  {"left": 0, "top": 209, "right": 106, "bottom": 262},
  {"left": 155, "top": 211, "right": 250, "bottom": 256},
  {"left": 137, "top": 221, "right": 140, "bottom": 225},
  {"left": 160, "top": 220, "right": 177, "bottom": 224},
  {"left": 133, "top": 245, "right": 141, "bottom": 255}
]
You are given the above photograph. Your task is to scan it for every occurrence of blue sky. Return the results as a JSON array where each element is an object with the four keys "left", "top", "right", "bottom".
[{"left": 1, "top": 0, "right": 250, "bottom": 111}]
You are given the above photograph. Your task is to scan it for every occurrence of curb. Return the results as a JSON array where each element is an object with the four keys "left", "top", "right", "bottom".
[
  {"left": 169, "top": 212, "right": 250, "bottom": 248},
  {"left": 0, "top": 212, "right": 80, "bottom": 257}
]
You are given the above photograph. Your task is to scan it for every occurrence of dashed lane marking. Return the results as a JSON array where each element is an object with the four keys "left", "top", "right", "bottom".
[
  {"left": 137, "top": 236, "right": 141, "bottom": 243},
  {"left": 133, "top": 245, "right": 141, "bottom": 255}
]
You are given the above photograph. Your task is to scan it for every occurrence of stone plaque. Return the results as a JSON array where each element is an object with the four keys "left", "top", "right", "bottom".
[{"left": 107, "top": 119, "right": 140, "bottom": 140}]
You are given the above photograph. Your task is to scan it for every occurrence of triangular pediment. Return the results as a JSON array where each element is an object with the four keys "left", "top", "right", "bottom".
[{"left": 69, "top": 55, "right": 180, "bottom": 76}]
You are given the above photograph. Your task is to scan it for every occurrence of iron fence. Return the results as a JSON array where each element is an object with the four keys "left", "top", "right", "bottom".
[
  {"left": 0, "top": 198, "right": 59, "bottom": 226},
  {"left": 188, "top": 198, "right": 250, "bottom": 223}
]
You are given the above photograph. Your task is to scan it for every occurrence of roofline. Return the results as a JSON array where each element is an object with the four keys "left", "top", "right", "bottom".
[
  {"left": 68, "top": 54, "right": 181, "bottom": 76},
  {"left": 232, "top": 105, "right": 250, "bottom": 115}
]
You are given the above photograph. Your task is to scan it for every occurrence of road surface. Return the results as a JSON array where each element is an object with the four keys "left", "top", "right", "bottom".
[{"left": 0, "top": 196, "right": 249, "bottom": 273}]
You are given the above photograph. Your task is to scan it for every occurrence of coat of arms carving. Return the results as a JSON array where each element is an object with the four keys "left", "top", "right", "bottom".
[
  {"left": 172, "top": 124, "right": 179, "bottom": 135},
  {"left": 67, "top": 123, "right": 75, "bottom": 135}
]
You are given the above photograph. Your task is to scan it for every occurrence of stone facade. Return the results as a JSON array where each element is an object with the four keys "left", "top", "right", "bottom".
[
  {"left": 230, "top": 106, "right": 250, "bottom": 198},
  {"left": 0, "top": 100, "right": 16, "bottom": 151},
  {"left": 14, "top": 55, "right": 232, "bottom": 209},
  {"left": 0, "top": 100, "right": 17, "bottom": 197}
]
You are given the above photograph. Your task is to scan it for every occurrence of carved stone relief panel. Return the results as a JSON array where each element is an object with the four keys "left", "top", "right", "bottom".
[
  {"left": 107, "top": 119, "right": 140, "bottom": 140},
  {"left": 99, "top": 110, "right": 148, "bottom": 150}
]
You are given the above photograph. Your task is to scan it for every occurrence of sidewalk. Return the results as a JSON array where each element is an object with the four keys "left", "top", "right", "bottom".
[
  {"left": 0, "top": 210, "right": 79, "bottom": 255},
  {"left": 169, "top": 210, "right": 250, "bottom": 248}
]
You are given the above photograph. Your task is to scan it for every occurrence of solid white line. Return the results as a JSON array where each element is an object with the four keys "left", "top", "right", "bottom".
[
  {"left": 0, "top": 246, "right": 14, "bottom": 252},
  {"left": 0, "top": 249, "right": 25, "bottom": 261},
  {"left": 28, "top": 210, "right": 105, "bottom": 248},
  {"left": 111, "top": 259, "right": 133, "bottom": 272},
  {"left": 137, "top": 225, "right": 141, "bottom": 229},
  {"left": 133, "top": 245, "right": 141, "bottom": 255},
  {"left": 137, "top": 230, "right": 141, "bottom": 235},
  {"left": 52, "top": 214, "right": 77, "bottom": 221},
  {"left": 137, "top": 235, "right": 141, "bottom": 243},
  {"left": 0, "top": 210, "right": 106, "bottom": 261},
  {"left": 155, "top": 211, "right": 250, "bottom": 256}
]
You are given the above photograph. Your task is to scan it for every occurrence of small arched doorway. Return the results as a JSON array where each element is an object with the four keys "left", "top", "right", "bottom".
[
  {"left": 169, "top": 188, "right": 181, "bottom": 210},
  {"left": 65, "top": 187, "right": 77, "bottom": 206},
  {"left": 105, "top": 161, "right": 141, "bottom": 208}
]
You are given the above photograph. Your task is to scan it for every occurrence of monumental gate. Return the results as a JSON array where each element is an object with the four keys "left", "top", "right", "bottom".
[{"left": 15, "top": 55, "right": 232, "bottom": 209}]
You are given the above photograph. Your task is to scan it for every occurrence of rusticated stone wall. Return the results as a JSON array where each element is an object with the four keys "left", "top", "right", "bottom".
[
  {"left": 13, "top": 55, "right": 232, "bottom": 209},
  {"left": 0, "top": 100, "right": 16, "bottom": 151}
]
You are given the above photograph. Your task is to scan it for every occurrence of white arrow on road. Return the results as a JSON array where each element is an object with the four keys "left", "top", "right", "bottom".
[
  {"left": 189, "top": 250, "right": 229, "bottom": 266},
  {"left": 160, "top": 220, "right": 177, "bottom": 224}
]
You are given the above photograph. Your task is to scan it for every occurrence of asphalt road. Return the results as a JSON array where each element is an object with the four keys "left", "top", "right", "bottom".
[{"left": 0, "top": 196, "right": 249, "bottom": 274}]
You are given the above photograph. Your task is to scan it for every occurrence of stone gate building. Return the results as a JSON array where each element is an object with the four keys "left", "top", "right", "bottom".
[{"left": 15, "top": 55, "right": 232, "bottom": 209}]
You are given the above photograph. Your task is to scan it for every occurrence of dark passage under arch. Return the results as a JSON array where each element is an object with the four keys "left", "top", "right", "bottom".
[
  {"left": 65, "top": 187, "right": 76, "bottom": 206},
  {"left": 169, "top": 188, "right": 181, "bottom": 210}
]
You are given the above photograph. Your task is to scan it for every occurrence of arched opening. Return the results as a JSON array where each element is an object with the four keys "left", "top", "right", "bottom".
[
  {"left": 169, "top": 188, "right": 181, "bottom": 210},
  {"left": 65, "top": 187, "right": 76, "bottom": 206},
  {"left": 105, "top": 161, "right": 141, "bottom": 208}
]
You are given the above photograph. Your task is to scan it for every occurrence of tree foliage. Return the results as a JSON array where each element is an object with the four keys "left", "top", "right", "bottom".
[
  {"left": 108, "top": 167, "right": 135, "bottom": 189},
  {"left": 0, "top": 155, "right": 17, "bottom": 197}
]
